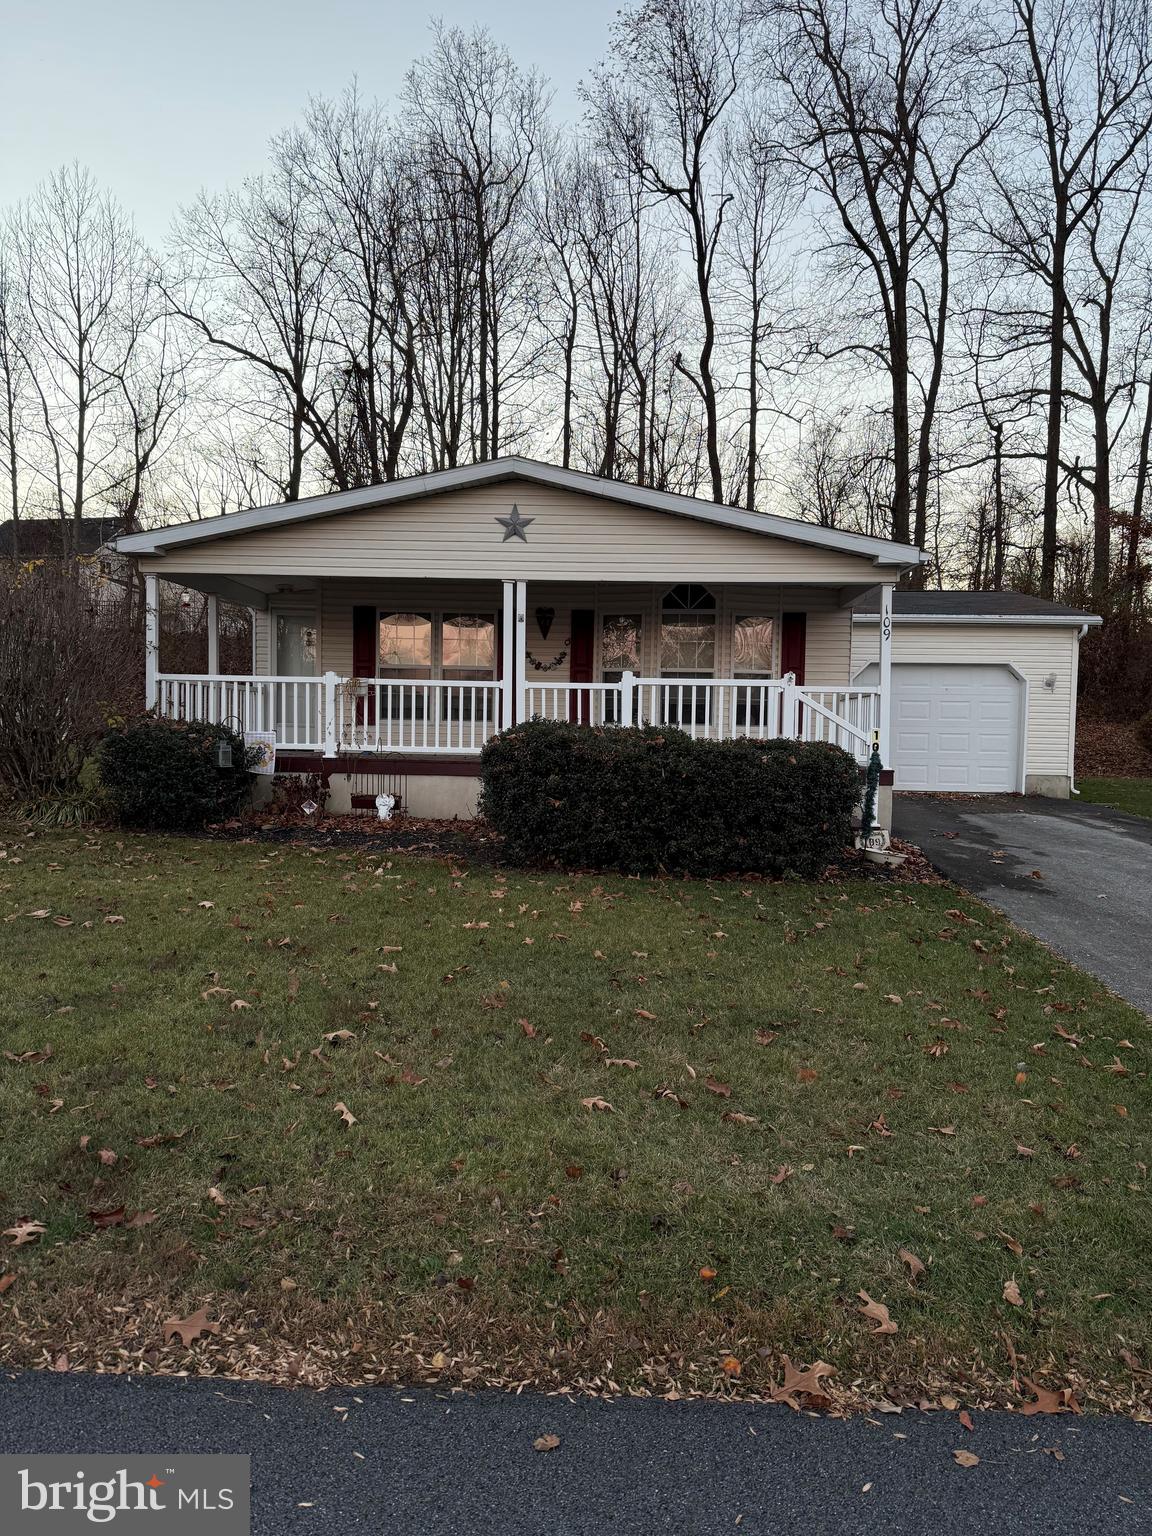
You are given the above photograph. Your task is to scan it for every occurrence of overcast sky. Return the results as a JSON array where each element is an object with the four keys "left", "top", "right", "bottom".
[{"left": 1, "top": 0, "right": 619, "bottom": 242}]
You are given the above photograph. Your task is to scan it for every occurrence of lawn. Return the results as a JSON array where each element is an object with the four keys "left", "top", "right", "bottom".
[
  {"left": 1077, "top": 777, "right": 1152, "bottom": 820},
  {"left": 1, "top": 825, "right": 1148, "bottom": 1410}
]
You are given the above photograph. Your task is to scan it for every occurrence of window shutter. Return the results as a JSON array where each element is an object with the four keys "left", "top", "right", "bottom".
[
  {"left": 781, "top": 612, "right": 807, "bottom": 684},
  {"left": 352, "top": 606, "right": 376, "bottom": 679}
]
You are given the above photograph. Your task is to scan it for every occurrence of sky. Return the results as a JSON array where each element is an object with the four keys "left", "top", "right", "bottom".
[{"left": 0, "top": 0, "right": 620, "bottom": 243}]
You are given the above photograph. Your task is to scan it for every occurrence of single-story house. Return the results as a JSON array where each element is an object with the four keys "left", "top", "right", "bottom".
[{"left": 112, "top": 459, "right": 1098, "bottom": 819}]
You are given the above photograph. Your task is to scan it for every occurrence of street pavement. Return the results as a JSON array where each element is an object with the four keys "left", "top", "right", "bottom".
[{"left": 0, "top": 1371, "right": 1148, "bottom": 1534}]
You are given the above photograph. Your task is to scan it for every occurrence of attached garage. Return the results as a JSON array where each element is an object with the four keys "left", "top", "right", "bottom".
[{"left": 851, "top": 592, "right": 1101, "bottom": 799}]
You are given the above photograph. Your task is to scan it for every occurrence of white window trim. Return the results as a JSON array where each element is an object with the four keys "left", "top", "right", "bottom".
[{"left": 272, "top": 606, "right": 319, "bottom": 675}]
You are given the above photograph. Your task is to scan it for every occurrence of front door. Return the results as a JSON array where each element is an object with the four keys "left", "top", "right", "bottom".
[{"left": 274, "top": 612, "right": 318, "bottom": 742}]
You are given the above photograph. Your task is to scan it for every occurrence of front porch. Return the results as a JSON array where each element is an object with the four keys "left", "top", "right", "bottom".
[{"left": 144, "top": 574, "right": 895, "bottom": 777}]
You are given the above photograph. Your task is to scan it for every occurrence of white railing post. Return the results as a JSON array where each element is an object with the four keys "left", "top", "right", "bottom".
[
  {"left": 619, "top": 670, "right": 635, "bottom": 727},
  {"left": 877, "top": 584, "right": 894, "bottom": 769},
  {"left": 322, "top": 671, "right": 339, "bottom": 758},
  {"left": 144, "top": 572, "right": 159, "bottom": 710},
  {"left": 781, "top": 670, "right": 798, "bottom": 739}
]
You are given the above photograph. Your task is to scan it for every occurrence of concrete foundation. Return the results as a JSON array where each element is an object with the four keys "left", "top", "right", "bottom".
[
  {"left": 1025, "top": 774, "right": 1072, "bottom": 800},
  {"left": 323, "top": 772, "right": 480, "bottom": 821}
]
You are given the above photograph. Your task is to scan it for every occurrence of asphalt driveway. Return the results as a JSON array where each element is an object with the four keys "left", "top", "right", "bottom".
[{"left": 893, "top": 796, "right": 1152, "bottom": 1015}]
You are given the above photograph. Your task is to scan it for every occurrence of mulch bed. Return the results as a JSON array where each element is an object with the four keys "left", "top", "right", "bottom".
[
  {"left": 204, "top": 813, "right": 943, "bottom": 884},
  {"left": 1076, "top": 714, "right": 1152, "bottom": 778}
]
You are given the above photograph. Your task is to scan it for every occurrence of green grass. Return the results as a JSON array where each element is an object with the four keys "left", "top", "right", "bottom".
[
  {"left": 1077, "top": 777, "right": 1152, "bottom": 820},
  {"left": 0, "top": 825, "right": 1148, "bottom": 1401}
]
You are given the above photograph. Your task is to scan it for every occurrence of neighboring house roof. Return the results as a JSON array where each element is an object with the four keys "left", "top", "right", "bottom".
[
  {"left": 852, "top": 589, "right": 1102, "bottom": 626},
  {"left": 0, "top": 516, "right": 123, "bottom": 559},
  {"left": 113, "top": 457, "right": 927, "bottom": 570}
]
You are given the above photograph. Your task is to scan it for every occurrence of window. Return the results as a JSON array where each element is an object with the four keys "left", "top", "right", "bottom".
[
  {"left": 660, "top": 584, "right": 715, "bottom": 678},
  {"left": 733, "top": 616, "right": 777, "bottom": 729},
  {"left": 733, "top": 616, "right": 776, "bottom": 677},
  {"left": 601, "top": 615, "right": 642, "bottom": 680},
  {"left": 378, "top": 613, "right": 433, "bottom": 678},
  {"left": 601, "top": 614, "right": 642, "bottom": 724},
  {"left": 377, "top": 610, "right": 495, "bottom": 720},
  {"left": 441, "top": 615, "right": 496, "bottom": 680},
  {"left": 275, "top": 613, "right": 318, "bottom": 675}
]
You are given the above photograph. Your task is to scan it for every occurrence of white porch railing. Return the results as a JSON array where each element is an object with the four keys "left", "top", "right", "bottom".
[
  {"left": 335, "top": 679, "right": 503, "bottom": 755},
  {"left": 153, "top": 670, "right": 881, "bottom": 764}
]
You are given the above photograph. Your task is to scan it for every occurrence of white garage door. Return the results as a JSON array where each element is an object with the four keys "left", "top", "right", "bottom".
[{"left": 857, "top": 663, "right": 1023, "bottom": 792}]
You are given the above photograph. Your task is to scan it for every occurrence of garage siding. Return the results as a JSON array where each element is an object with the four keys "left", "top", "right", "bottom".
[{"left": 851, "top": 621, "right": 1079, "bottom": 779}]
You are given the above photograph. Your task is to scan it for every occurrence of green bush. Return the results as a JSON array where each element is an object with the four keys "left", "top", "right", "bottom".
[
  {"left": 98, "top": 717, "right": 257, "bottom": 830},
  {"left": 479, "top": 719, "right": 861, "bottom": 876}
]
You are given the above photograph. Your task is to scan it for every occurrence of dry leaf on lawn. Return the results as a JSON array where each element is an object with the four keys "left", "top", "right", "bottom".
[
  {"left": 333, "top": 1102, "right": 358, "bottom": 1127},
  {"left": 1020, "top": 1379, "right": 1081, "bottom": 1416},
  {"left": 3, "top": 1220, "right": 46, "bottom": 1247},
  {"left": 771, "top": 1356, "right": 836, "bottom": 1409},
  {"left": 580, "top": 1096, "right": 614, "bottom": 1112},
  {"left": 721, "top": 1356, "right": 742, "bottom": 1377},
  {"left": 162, "top": 1306, "right": 220, "bottom": 1348},
  {"left": 1002, "top": 1278, "right": 1024, "bottom": 1307},
  {"left": 857, "top": 1290, "right": 898, "bottom": 1334},
  {"left": 899, "top": 1247, "right": 926, "bottom": 1280}
]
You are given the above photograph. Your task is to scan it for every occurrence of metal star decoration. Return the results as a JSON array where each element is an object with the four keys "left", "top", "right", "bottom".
[{"left": 496, "top": 503, "right": 534, "bottom": 543}]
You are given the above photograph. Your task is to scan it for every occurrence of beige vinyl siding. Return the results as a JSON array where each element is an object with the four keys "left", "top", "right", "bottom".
[
  {"left": 141, "top": 484, "right": 889, "bottom": 586},
  {"left": 281, "top": 579, "right": 857, "bottom": 686},
  {"left": 851, "top": 621, "right": 1079, "bottom": 777}
]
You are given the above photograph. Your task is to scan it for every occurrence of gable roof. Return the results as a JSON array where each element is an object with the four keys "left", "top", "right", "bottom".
[
  {"left": 0, "top": 515, "right": 122, "bottom": 559},
  {"left": 852, "top": 589, "right": 1101, "bottom": 625},
  {"left": 113, "top": 457, "right": 925, "bottom": 570}
]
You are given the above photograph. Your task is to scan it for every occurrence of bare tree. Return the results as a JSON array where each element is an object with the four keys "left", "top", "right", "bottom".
[
  {"left": 769, "top": 0, "right": 1006, "bottom": 570},
  {"left": 589, "top": 0, "right": 749, "bottom": 503},
  {"left": 0, "top": 254, "right": 32, "bottom": 554},
  {"left": 985, "top": 0, "right": 1152, "bottom": 597},
  {"left": 405, "top": 22, "right": 547, "bottom": 462},
  {"left": 7, "top": 166, "right": 158, "bottom": 540}
]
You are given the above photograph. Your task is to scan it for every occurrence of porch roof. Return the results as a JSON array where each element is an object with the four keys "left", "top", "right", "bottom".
[{"left": 115, "top": 458, "right": 925, "bottom": 572}]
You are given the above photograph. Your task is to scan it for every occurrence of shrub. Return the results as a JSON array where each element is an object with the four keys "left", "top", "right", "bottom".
[
  {"left": 98, "top": 717, "right": 257, "bottom": 830},
  {"left": 479, "top": 719, "right": 861, "bottom": 877}
]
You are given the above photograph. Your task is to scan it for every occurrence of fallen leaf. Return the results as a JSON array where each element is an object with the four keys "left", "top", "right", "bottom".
[
  {"left": 722, "top": 1110, "right": 759, "bottom": 1125},
  {"left": 721, "top": 1355, "right": 742, "bottom": 1377},
  {"left": 1020, "top": 1379, "right": 1081, "bottom": 1416},
  {"left": 0, "top": 1273, "right": 15, "bottom": 1294},
  {"left": 698, "top": 1266, "right": 718, "bottom": 1280},
  {"left": 899, "top": 1247, "right": 926, "bottom": 1280},
  {"left": 88, "top": 1206, "right": 126, "bottom": 1228},
  {"left": 605, "top": 1058, "right": 639, "bottom": 1069},
  {"left": 770, "top": 1164, "right": 794, "bottom": 1184},
  {"left": 857, "top": 1290, "right": 898, "bottom": 1334},
  {"left": 97, "top": 1148, "right": 118, "bottom": 1166},
  {"left": 580, "top": 1096, "right": 614, "bottom": 1112},
  {"left": 705, "top": 1077, "right": 732, "bottom": 1098},
  {"left": 771, "top": 1355, "right": 836, "bottom": 1409},
  {"left": 998, "top": 1231, "right": 1023, "bottom": 1257},
  {"left": 953, "top": 1450, "right": 980, "bottom": 1468},
  {"left": 3, "top": 1220, "right": 46, "bottom": 1247},
  {"left": 958, "top": 1410, "right": 974, "bottom": 1432},
  {"left": 323, "top": 1029, "right": 356, "bottom": 1045},
  {"left": 333, "top": 1101, "right": 358, "bottom": 1128},
  {"left": 103, "top": 914, "right": 126, "bottom": 925},
  {"left": 162, "top": 1306, "right": 220, "bottom": 1348},
  {"left": 533, "top": 1434, "right": 560, "bottom": 1452},
  {"left": 1002, "top": 1278, "right": 1024, "bottom": 1307}
]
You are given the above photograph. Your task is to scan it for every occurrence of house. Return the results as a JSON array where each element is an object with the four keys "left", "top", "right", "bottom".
[
  {"left": 0, "top": 515, "right": 124, "bottom": 563},
  {"left": 111, "top": 459, "right": 1098, "bottom": 819}
]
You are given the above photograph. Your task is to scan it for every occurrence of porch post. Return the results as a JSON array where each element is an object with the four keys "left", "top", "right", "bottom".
[
  {"left": 514, "top": 579, "right": 527, "bottom": 726},
  {"left": 144, "top": 571, "right": 159, "bottom": 710},
  {"left": 501, "top": 580, "right": 515, "bottom": 729},
  {"left": 206, "top": 592, "right": 220, "bottom": 675},
  {"left": 878, "top": 583, "right": 894, "bottom": 768}
]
